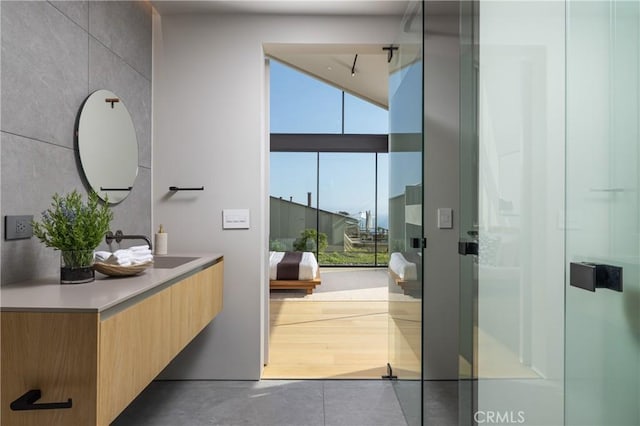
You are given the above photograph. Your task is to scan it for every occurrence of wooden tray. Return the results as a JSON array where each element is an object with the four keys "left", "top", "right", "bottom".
[{"left": 93, "top": 261, "right": 153, "bottom": 277}]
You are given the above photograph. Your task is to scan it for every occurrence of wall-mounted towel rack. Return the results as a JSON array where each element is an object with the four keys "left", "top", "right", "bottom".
[
  {"left": 100, "top": 186, "right": 132, "bottom": 191},
  {"left": 10, "top": 389, "right": 72, "bottom": 411},
  {"left": 169, "top": 186, "right": 204, "bottom": 191}
]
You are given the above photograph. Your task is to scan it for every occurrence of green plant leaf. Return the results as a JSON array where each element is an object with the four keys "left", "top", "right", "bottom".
[{"left": 32, "top": 190, "right": 113, "bottom": 251}]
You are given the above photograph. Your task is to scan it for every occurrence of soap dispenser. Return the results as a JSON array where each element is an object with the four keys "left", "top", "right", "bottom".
[{"left": 155, "top": 224, "right": 168, "bottom": 255}]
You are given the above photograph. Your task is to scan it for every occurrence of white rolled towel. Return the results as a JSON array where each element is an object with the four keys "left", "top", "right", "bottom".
[
  {"left": 112, "top": 249, "right": 132, "bottom": 259},
  {"left": 129, "top": 245, "right": 152, "bottom": 253},
  {"left": 132, "top": 254, "right": 154, "bottom": 264},
  {"left": 106, "top": 249, "right": 133, "bottom": 266},
  {"left": 132, "top": 251, "right": 152, "bottom": 259},
  {"left": 95, "top": 249, "right": 144, "bottom": 266},
  {"left": 94, "top": 251, "right": 112, "bottom": 262},
  {"left": 106, "top": 257, "right": 132, "bottom": 266}
]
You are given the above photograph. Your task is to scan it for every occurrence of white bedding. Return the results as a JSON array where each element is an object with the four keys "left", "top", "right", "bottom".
[
  {"left": 389, "top": 252, "right": 418, "bottom": 281},
  {"left": 269, "top": 251, "right": 319, "bottom": 280}
]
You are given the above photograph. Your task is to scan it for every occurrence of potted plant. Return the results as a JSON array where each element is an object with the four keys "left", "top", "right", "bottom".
[{"left": 32, "top": 190, "right": 113, "bottom": 284}]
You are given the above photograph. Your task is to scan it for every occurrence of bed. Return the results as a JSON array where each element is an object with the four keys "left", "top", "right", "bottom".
[{"left": 269, "top": 251, "right": 321, "bottom": 294}]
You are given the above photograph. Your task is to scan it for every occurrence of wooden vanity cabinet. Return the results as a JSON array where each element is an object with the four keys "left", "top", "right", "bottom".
[
  {"left": 170, "top": 261, "right": 224, "bottom": 355},
  {"left": 1, "top": 259, "right": 223, "bottom": 426}
]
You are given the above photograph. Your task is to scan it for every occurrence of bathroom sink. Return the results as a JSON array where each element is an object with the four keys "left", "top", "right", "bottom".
[{"left": 152, "top": 256, "right": 199, "bottom": 269}]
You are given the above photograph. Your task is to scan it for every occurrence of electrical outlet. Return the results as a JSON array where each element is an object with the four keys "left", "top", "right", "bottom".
[{"left": 5, "top": 215, "right": 33, "bottom": 240}]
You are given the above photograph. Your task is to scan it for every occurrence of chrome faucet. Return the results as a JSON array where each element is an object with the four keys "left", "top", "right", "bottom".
[{"left": 105, "top": 230, "right": 152, "bottom": 250}]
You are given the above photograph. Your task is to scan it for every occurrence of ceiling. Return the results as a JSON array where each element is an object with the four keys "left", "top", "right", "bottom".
[
  {"left": 265, "top": 44, "right": 391, "bottom": 108},
  {"left": 151, "top": 1, "right": 412, "bottom": 109},
  {"left": 151, "top": 1, "right": 408, "bottom": 17}
]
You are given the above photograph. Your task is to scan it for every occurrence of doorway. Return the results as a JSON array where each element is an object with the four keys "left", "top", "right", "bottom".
[
  {"left": 264, "top": 57, "right": 395, "bottom": 380},
  {"left": 263, "top": 3, "right": 425, "bottom": 425}
]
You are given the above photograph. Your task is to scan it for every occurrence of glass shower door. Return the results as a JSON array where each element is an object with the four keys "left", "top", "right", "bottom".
[
  {"left": 386, "top": 1, "right": 423, "bottom": 425},
  {"left": 459, "top": 1, "right": 566, "bottom": 424},
  {"left": 565, "top": 1, "right": 640, "bottom": 424}
]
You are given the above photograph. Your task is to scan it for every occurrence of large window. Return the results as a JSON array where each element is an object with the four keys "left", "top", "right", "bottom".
[
  {"left": 270, "top": 152, "right": 318, "bottom": 253},
  {"left": 344, "top": 93, "right": 388, "bottom": 135},
  {"left": 270, "top": 61, "right": 342, "bottom": 134},
  {"left": 269, "top": 60, "right": 389, "bottom": 266}
]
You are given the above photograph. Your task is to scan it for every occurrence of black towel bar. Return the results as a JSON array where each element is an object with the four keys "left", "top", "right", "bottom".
[
  {"left": 100, "top": 186, "right": 132, "bottom": 191},
  {"left": 10, "top": 389, "right": 72, "bottom": 411},
  {"left": 169, "top": 186, "right": 204, "bottom": 191}
]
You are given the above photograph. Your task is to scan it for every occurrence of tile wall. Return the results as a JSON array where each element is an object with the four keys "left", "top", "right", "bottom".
[{"left": 1, "top": 1, "right": 152, "bottom": 285}]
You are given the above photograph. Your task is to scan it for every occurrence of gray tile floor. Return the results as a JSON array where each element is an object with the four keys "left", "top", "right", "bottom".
[
  {"left": 112, "top": 380, "right": 410, "bottom": 426},
  {"left": 423, "top": 381, "right": 458, "bottom": 426}
]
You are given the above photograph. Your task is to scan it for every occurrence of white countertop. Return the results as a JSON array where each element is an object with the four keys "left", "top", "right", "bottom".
[{"left": 0, "top": 253, "right": 223, "bottom": 313}]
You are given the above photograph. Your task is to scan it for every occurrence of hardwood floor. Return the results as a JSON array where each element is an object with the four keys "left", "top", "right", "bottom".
[{"left": 263, "top": 300, "right": 389, "bottom": 379}]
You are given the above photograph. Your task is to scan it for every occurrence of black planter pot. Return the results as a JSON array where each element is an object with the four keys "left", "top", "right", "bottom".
[
  {"left": 59, "top": 250, "right": 95, "bottom": 284},
  {"left": 60, "top": 266, "right": 95, "bottom": 284}
]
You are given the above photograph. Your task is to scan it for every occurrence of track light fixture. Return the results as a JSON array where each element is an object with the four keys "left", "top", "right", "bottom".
[
  {"left": 382, "top": 45, "right": 398, "bottom": 63},
  {"left": 351, "top": 54, "right": 358, "bottom": 77}
]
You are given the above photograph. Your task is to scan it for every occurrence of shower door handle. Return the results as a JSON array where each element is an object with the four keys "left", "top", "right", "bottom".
[
  {"left": 458, "top": 241, "right": 478, "bottom": 256},
  {"left": 569, "top": 262, "right": 623, "bottom": 292}
]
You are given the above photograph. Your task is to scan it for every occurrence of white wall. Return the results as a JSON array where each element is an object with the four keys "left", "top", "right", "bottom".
[
  {"left": 423, "top": 10, "right": 461, "bottom": 380},
  {"left": 152, "top": 13, "right": 400, "bottom": 380}
]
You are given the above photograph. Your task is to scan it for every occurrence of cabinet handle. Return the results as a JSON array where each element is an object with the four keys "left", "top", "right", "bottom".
[{"left": 10, "top": 389, "right": 72, "bottom": 411}]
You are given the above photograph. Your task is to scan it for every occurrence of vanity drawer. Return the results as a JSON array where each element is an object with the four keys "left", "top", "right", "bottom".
[
  {"left": 1, "top": 312, "right": 99, "bottom": 426},
  {"left": 170, "top": 261, "right": 224, "bottom": 354},
  {"left": 98, "top": 288, "right": 172, "bottom": 425}
]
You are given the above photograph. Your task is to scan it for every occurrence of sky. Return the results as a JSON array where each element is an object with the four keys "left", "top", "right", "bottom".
[
  {"left": 269, "top": 59, "right": 422, "bottom": 229},
  {"left": 270, "top": 60, "right": 388, "bottom": 134}
]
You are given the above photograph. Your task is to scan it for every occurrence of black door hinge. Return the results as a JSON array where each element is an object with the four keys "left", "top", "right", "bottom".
[
  {"left": 381, "top": 363, "right": 398, "bottom": 380},
  {"left": 410, "top": 237, "right": 427, "bottom": 249}
]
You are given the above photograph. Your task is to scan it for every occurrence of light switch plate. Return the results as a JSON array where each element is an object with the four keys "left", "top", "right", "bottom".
[
  {"left": 437, "top": 208, "right": 453, "bottom": 229},
  {"left": 223, "top": 209, "right": 250, "bottom": 229}
]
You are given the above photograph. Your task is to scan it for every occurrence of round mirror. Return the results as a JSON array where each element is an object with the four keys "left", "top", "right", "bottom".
[{"left": 78, "top": 89, "right": 138, "bottom": 204}]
